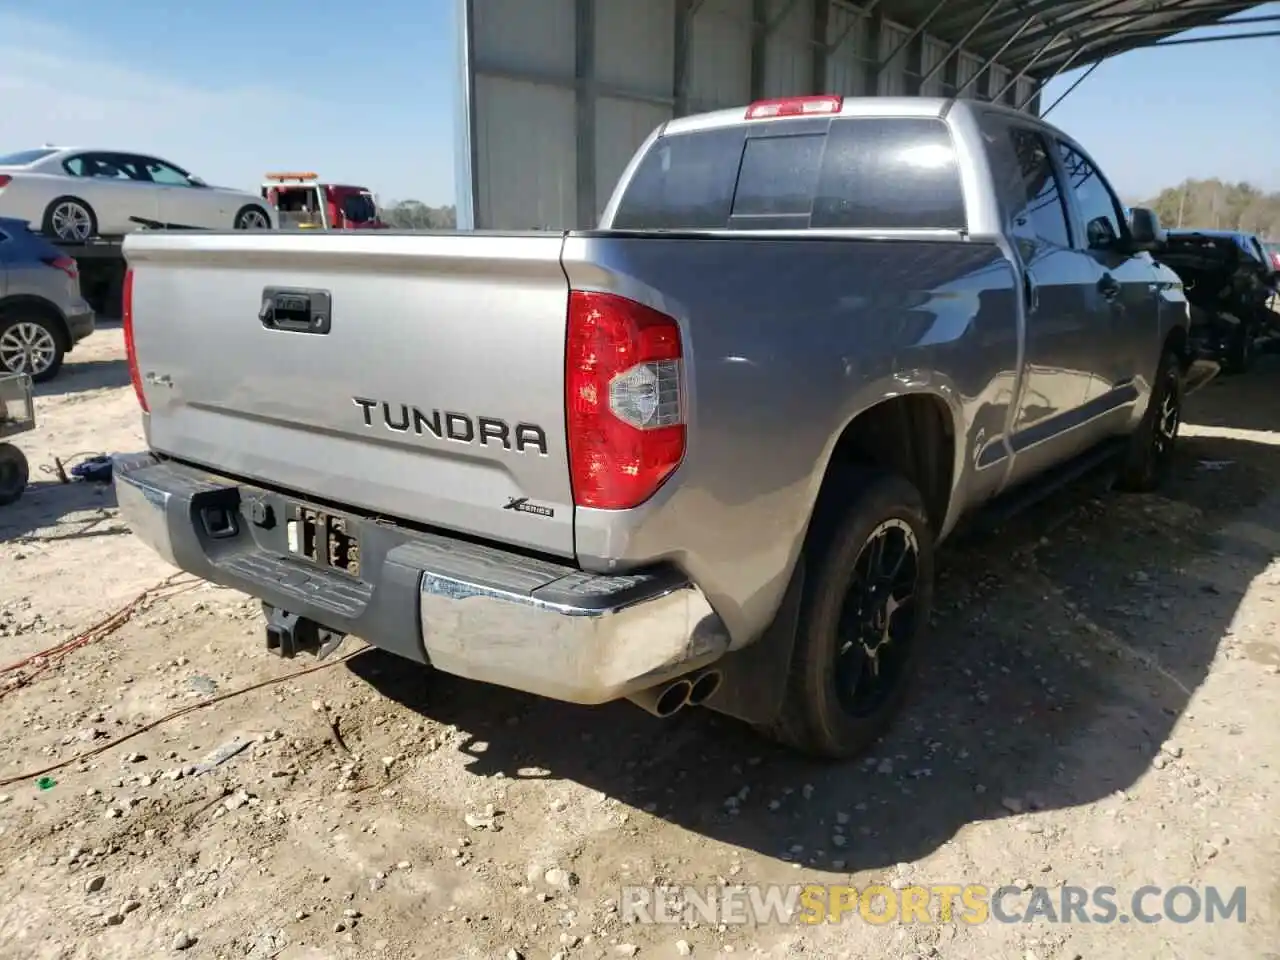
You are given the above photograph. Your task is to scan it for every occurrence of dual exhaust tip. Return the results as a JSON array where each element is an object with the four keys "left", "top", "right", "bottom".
[{"left": 626, "top": 668, "right": 722, "bottom": 719}]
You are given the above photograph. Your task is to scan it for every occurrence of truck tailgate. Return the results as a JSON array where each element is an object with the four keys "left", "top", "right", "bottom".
[{"left": 123, "top": 231, "right": 575, "bottom": 557}]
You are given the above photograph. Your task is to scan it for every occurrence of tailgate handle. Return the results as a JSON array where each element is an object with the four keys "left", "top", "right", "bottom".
[{"left": 260, "top": 287, "right": 332, "bottom": 334}]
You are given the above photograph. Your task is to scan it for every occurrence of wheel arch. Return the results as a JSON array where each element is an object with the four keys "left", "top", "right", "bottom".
[
  {"left": 234, "top": 203, "right": 272, "bottom": 228},
  {"left": 41, "top": 194, "right": 99, "bottom": 240},
  {"left": 807, "top": 390, "right": 963, "bottom": 545},
  {"left": 0, "top": 294, "right": 72, "bottom": 350}
]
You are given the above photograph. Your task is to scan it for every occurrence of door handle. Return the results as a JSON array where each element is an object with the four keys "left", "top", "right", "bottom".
[
  {"left": 1023, "top": 271, "right": 1039, "bottom": 313},
  {"left": 260, "top": 287, "right": 332, "bottom": 334},
  {"left": 1098, "top": 274, "right": 1122, "bottom": 301}
]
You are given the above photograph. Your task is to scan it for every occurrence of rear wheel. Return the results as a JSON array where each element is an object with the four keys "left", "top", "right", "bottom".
[
  {"left": 42, "top": 196, "right": 98, "bottom": 241},
  {"left": 1115, "top": 344, "right": 1183, "bottom": 493},
  {"left": 0, "top": 443, "right": 30, "bottom": 506},
  {"left": 0, "top": 313, "right": 65, "bottom": 382},
  {"left": 761, "top": 469, "right": 934, "bottom": 760}
]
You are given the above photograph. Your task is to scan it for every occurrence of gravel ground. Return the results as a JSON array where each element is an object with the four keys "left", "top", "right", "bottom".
[{"left": 0, "top": 324, "right": 1277, "bottom": 960}]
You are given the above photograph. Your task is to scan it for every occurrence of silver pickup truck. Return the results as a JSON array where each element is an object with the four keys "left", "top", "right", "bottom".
[{"left": 113, "top": 96, "right": 1191, "bottom": 759}]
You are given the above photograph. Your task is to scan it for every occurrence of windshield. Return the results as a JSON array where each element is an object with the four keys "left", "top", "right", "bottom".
[
  {"left": 339, "top": 192, "right": 378, "bottom": 223},
  {"left": 0, "top": 148, "right": 58, "bottom": 166}
]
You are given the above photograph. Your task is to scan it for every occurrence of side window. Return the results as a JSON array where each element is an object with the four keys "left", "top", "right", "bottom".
[
  {"left": 1005, "top": 126, "right": 1071, "bottom": 249},
  {"left": 137, "top": 157, "right": 192, "bottom": 186},
  {"left": 62, "top": 155, "right": 90, "bottom": 177},
  {"left": 1055, "top": 141, "right": 1126, "bottom": 250},
  {"left": 731, "top": 134, "right": 824, "bottom": 218},
  {"left": 65, "top": 153, "right": 131, "bottom": 180},
  {"left": 106, "top": 155, "right": 152, "bottom": 182}
]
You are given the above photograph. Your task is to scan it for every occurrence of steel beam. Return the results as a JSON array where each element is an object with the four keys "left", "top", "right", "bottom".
[
  {"left": 952, "top": 17, "right": 1036, "bottom": 97},
  {"left": 455, "top": 0, "right": 479, "bottom": 229},
  {"left": 917, "top": 0, "right": 1003, "bottom": 88},
  {"left": 672, "top": 0, "right": 702, "bottom": 116},
  {"left": 1119, "top": 11, "right": 1280, "bottom": 35},
  {"left": 763, "top": 0, "right": 804, "bottom": 36},
  {"left": 574, "top": 0, "right": 597, "bottom": 228},
  {"left": 998, "top": 39, "right": 1083, "bottom": 101},
  {"left": 973, "top": 28, "right": 1062, "bottom": 99},
  {"left": 827, "top": 0, "right": 881, "bottom": 54},
  {"left": 862, "top": 7, "right": 884, "bottom": 94},
  {"left": 994, "top": 0, "right": 1151, "bottom": 64},
  {"left": 751, "top": 0, "right": 770, "bottom": 98},
  {"left": 1001, "top": 0, "right": 1229, "bottom": 69},
  {"left": 872, "top": 0, "right": 952, "bottom": 74},
  {"left": 474, "top": 63, "right": 674, "bottom": 107},
  {"left": 811, "top": 0, "right": 831, "bottom": 92},
  {"left": 1036, "top": 58, "right": 1102, "bottom": 117},
  {"left": 931, "top": 0, "right": 1097, "bottom": 53},
  {"left": 1150, "top": 26, "right": 1280, "bottom": 46},
  {"left": 1056, "top": 1, "right": 1254, "bottom": 68}
]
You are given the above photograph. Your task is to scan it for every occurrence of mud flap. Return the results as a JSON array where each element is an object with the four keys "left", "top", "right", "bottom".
[{"left": 699, "top": 557, "right": 805, "bottom": 728}]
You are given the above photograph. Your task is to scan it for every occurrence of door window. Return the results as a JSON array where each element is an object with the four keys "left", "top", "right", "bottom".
[
  {"left": 1055, "top": 141, "right": 1127, "bottom": 251},
  {"left": 1009, "top": 128, "right": 1071, "bottom": 249},
  {"left": 64, "top": 153, "right": 133, "bottom": 180},
  {"left": 134, "top": 156, "right": 195, "bottom": 186}
]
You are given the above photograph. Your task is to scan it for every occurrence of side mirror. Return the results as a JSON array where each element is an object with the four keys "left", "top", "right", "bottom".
[
  {"left": 188, "top": 175, "right": 207, "bottom": 187},
  {"left": 1126, "top": 206, "right": 1163, "bottom": 251}
]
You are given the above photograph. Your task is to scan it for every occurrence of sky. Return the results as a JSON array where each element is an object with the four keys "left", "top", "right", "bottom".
[{"left": 0, "top": 1, "right": 1277, "bottom": 207}]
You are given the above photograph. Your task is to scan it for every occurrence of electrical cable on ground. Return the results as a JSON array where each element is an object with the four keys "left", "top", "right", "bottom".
[
  {"left": 0, "top": 572, "right": 200, "bottom": 693},
  {"left": 0, "top": 644, "right": 366, "bottom": 789}
]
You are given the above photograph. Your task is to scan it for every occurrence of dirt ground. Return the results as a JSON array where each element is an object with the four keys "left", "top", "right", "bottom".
[{"left": 1, "top": 324, "right": 1278, "bottom": 960}]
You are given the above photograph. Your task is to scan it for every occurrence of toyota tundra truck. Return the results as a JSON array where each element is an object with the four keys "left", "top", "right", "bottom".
[{"left": 113, "top": 96, "right": 1193, "bottom": 759}]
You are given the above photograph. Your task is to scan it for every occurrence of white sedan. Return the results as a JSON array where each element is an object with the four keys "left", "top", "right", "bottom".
[{"left": 0, "top": 147, "right": 275, "bottom": 241}]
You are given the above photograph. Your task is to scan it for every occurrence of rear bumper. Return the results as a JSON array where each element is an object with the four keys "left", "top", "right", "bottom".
[
  {"left": 65, "top": 305, "right": 95, "bottom": 345},
  {"left": 112, "top": 453, "right": 729, "bottom": 704}
]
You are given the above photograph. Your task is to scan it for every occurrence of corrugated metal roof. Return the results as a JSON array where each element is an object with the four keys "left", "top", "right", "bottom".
[{"left": 873, "top": 0, "right": 1266, "bottom": 79}]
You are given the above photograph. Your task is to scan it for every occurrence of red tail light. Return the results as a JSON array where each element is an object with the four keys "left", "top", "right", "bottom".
[
  {"left": 745, "top": 95, "right": 842, "bottom": 119},
  {"left": 0, "top": 175, "right": 11, "bottom": 188},
  {"left": 566, "top": 291, "right": 685, "bottom": 510},
  {"left": 122, "top": 268, "right": 148, "bottom": 412},
  {"left": 41, "top": 255, "right": 78, "bottom": 280}
]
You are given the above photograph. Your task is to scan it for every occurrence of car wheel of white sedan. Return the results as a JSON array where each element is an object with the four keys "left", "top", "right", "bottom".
[
  {"left": 234, "top": 205, "right": 272, "bottom": 230},
  {"left": 42, "top": 196, "right": 98, "bottom": 242}
]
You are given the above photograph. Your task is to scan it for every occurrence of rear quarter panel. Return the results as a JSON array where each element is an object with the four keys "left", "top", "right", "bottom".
[
  {"left": 564, "top": 233, "right": 1019, "bottom": 647},
  {"left": 0, "top": 175, "right": 52, "bottom": 231}
]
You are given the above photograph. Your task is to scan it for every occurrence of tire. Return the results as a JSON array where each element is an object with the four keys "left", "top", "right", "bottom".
[
  {"left": 760, "top": 468, "right": 935, "bottom": 760},
  {"left": 41, "top": 196, "right": 98, "bottom": 242},
  {"left": 1222, "top": 319, "right": 1253, "bottom": 375},
  {"left": 1115, "top": 344, "right": 1183, "bottom": 494},
  {"left": 234, "top": 205, "right": 272, "bottom": 230},
  {"left": 0, "top": 443, "right": 29, "bottom": 507},
  {"left": 0, "top": 312, "right": 66, "bottom": 382}
]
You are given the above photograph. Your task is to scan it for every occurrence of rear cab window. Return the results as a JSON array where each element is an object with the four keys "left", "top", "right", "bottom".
[{"left": 610, "top": 116, "right": 967, "bottom": 232}]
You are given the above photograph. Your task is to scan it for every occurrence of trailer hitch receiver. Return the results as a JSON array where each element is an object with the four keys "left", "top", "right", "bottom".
[{"left": 263, "top": 605, "right": 346, "bottom": 659}]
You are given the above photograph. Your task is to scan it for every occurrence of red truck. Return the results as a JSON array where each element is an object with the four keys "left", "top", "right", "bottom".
[{"left": 262, "top": 172, "right": 387, "bottom": 230}]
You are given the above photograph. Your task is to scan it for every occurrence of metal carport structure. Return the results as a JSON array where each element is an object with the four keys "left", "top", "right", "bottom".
[{"left": 454, "top": 0, "right": 1270, "bottom": 230}]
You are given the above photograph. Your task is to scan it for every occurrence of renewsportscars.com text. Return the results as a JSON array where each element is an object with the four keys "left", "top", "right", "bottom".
[{"left": 620, "top": 883, "right": 1247, "bottom": 927}]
